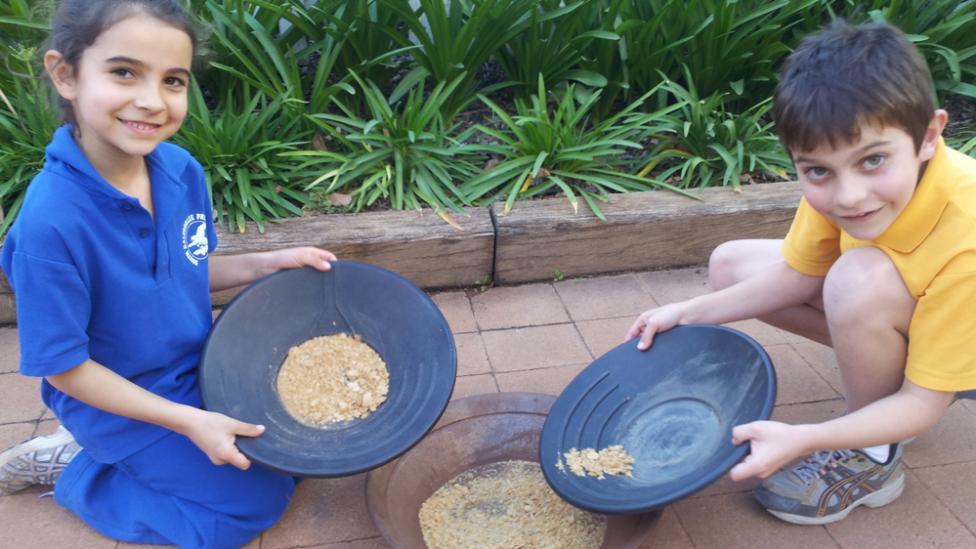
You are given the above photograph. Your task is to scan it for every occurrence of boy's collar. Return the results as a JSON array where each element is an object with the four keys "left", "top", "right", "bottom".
[{"left": 875, "top": 138, "right": 950, "bottom": 253}]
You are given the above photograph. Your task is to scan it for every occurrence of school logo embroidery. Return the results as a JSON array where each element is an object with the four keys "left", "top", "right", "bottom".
[{"left": 181, "top": 213, "right": 210, "bottom": 266}]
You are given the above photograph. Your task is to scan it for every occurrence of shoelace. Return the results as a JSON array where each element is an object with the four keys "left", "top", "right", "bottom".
[{"left": 791, "top": 449, "right": 856, "bottom": 482}]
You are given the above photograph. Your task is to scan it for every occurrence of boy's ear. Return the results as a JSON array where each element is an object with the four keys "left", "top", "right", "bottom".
[
  {"left": 43, "top": 50, "right": 77, "bottom": 101},
  {"left": 918, "top": 109, "right": 948, "bottom": 161}
]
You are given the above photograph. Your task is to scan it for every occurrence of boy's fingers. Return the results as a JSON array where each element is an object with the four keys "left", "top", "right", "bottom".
[
  {"left": 638, "top": 325, "right": 656, "bottom": 351},
  {"left": 625, "top": 319, "right": 643, "bottom": 342},
  {"left": 729, "top": 460, "right": 754, "bottom": 481},
  {"left": 731, "top": 423, "right": 755, "bottom": 445}
]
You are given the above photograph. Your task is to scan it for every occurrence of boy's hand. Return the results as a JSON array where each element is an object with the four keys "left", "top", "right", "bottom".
[
  {"left": 181, "top": 408, "right": 265, "bottom": 470},
  {"left": 625, "top": 303, "right": 687, "bottom": 351},
  {"left": 729, "top": 420, "right": 811, "bottom": 481},
  {"left": 266, "top": 246, "right": 337, "bottom": 273}
]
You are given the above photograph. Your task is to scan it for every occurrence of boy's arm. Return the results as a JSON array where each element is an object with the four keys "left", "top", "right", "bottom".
[
  {"left": 47, "top": 360, "right": 263, "bottom": 470},
  {"left": 729, "top": 379, "right": 954, "bottom": 480},
  {"left": 208, "top": 246, "right": 336, "bottom": 292},
  {"left": 628, "top": 260, "right": 823, "bottom": 349}
]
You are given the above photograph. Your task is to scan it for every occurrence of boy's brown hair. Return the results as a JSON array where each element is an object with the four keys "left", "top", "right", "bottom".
[{"left": 773, "top": 20, "right": 935, "bottom": 154}]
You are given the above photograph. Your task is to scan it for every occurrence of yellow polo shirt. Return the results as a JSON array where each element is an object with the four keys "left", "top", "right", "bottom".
[{"left": 782, "top": 140, "right": 976, "bottom": 392}]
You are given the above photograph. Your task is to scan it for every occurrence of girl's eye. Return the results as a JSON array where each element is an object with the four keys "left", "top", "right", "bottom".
[
  {"left": 864, "top": 154, "right": 885, "bottom": 169},
  {"left": 165, "top": 76, "right": 187, "bottom": 87},
  {"left": 110, "top": 68, "right": 134, "bottom": 79}
]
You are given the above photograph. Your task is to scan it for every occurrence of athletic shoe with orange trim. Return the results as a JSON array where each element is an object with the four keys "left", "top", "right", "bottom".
[{"left": 753, "top": 443, "right": 903, "bottom": 525}]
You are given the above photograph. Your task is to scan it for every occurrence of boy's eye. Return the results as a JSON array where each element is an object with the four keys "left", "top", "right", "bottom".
[
  {"left": 805, "top": 166, "right": 830, "bottom": 180},
  {"left": 863, "top": 154, "right": 885, "bottom": 169}
]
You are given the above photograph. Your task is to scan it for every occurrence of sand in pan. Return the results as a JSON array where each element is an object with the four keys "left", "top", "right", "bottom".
[{"left": 276, "top": 333, "right": 389, "bottom": 426}]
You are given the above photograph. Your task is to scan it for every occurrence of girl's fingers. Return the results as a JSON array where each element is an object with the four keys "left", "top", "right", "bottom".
[
  {"left": 228, "top": 449, "right": 251, "bottom": 470},
  {"left": 235, "top": 422, "right": 265, "bottom": 438}
]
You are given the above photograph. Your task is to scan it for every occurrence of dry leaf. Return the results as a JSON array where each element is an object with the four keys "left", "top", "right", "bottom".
[{"left": 328, "top": 192, "right": 353, "bottom": 207}]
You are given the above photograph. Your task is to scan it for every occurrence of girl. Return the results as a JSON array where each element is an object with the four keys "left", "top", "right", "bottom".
[{"left": 0, "top": 1, "right": 335, "bottom": 547}]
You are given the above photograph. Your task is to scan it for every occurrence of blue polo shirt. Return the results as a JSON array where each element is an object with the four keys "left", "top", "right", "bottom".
[{"left": 1, "top": 126, "right": 218, "bottom": 463}]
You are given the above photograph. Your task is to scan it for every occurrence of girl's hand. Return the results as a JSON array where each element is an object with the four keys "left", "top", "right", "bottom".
[
  {"left": 729, "top": 420, "right": 811, "bottom": 481},
  {"left": 266, "top": 246, "right": 337, "bottom": 273},
  {"left": 181, "top": 408, "right": 265, "bottom": 470},
  {"left": 625, "top": 302, "right": 689, "bottom": 351}
]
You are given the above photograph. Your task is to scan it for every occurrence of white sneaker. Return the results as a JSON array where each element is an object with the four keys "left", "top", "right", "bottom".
[{"left": 0, "top": 426, "right": 80, "bottom": 495}]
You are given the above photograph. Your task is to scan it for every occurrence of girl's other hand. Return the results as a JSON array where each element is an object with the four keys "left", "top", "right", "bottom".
[
  {"left": 269, "top": 246, "right": 337, "bottom": 273},
  {"left": 624, "top": 302, "right": 688, "bottom": 351},
  {"left": 181, "top": 408, "right": 265, "bottom": 470}
]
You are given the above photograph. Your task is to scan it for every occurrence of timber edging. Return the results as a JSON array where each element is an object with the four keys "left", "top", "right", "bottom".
[{"left": 0, "top": 181, "right": 802, "bottom": 325}]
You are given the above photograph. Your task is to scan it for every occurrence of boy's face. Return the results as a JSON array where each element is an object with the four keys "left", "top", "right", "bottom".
[{"left": 791, "top": 113, "right": 946, "bottom": 241}]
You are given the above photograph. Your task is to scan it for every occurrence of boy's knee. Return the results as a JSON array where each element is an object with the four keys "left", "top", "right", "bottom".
[
  {"left": 823, "top": 247, "right": 909, "bottom": 322},
  {"left": 708, "top": 241, "right": 744, "bottom": 291}
]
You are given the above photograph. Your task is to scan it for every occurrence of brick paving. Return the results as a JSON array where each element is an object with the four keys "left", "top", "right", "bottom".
[{"left": 1, "top": 266, "right": 975, "bottom": 548}]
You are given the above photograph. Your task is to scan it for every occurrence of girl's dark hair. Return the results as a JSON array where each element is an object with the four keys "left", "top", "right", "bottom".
[
  {"left": 48, "top": 0, "right": 198, "bottom": 124},
  {"left": 773, "top": 20, "right": 935, "bottom": 155}
]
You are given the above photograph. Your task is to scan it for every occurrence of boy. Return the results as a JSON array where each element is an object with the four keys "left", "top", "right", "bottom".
[{"left": 626, "top": 20, "right": 976, "bottom": 525}]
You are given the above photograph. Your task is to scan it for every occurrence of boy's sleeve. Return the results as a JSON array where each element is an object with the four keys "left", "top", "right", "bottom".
[
  {"left": 7, "top": 251, "right": 91, "bottom": 376},
  {"left": 781, "top": 197, "right": 841, "bottom": 276},
  {"left": 905, "top": 264, "right": 976, "bottom": 392}
]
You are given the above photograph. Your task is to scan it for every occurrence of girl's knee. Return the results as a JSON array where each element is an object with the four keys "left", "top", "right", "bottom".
[
  {"left": 228, "top": 470, "right": 296, "bottom": 519},
  {"left": 205, "top": 473, "right": 295, "bottom": 549}
]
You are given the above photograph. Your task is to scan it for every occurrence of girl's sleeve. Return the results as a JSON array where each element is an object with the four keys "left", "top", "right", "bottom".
[
  {"left": 781, "top": 197, "right": 841, "bottom": 276},
  {"left": 195, "top": 160, "right": 219, "bottom": 254},
  {"left": 7, "top": 251, "right": 91, "bottom": 376}
]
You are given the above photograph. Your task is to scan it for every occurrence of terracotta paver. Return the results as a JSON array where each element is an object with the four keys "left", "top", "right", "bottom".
[
  {"left": 0, "top": 327, "right": 18, "bottom": 373},
  {"left": 469, "top": 283, "right": 569, "bottom": 329},
  {"left": 825, "top": 470, "right": 976, "bottom": 548},
  {"left": 576, "top": 315, "right": 638, "bottom": 358},
  {"left": 494, "top": 363, "right": 589, "bottom": 395},
  {"left": 0, "top": 372, "right": 45, "bottom": 423},
  {"left": 0, "top": 266, "right": 974, "bottom": 548},
  {"left": 450, "top": 373, "right": 498, "bottom": 400},
  {"left": 674, "top": 491, "right": 840, "bottom": 548},
  {"left": 452, "top": 332, "right": 491, "bottom": 376},
  {"left": 429, "top": 291, "right": 477, "bottom": 334},
  {"left": 636, "top": 507, "right": 695, "bottom": 549},
  {"left": 554, "top": 273, "right": 654, "bottom": 321},
  {"left": 635, "top": 266, "right": 711, "bottom": 303},
  {"left": 914, "top": 461, "right": 976, "bottom": 533},
  {"left": 481, "top": 323, "right": 591, "bottom": 372},
  {"left": 764, "top": 344, "right": 841, "bottom": 405}
]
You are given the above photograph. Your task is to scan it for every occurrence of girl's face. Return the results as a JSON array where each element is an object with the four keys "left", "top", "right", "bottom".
[{"left": 51, "top": 14, "right": 193, "bottom": 162}]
